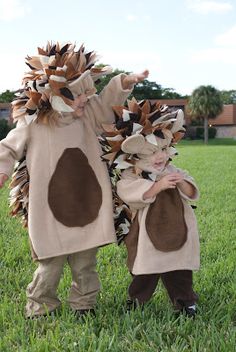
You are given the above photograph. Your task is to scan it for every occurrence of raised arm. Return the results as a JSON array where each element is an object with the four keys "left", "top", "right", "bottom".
[{"left": 86, "top": 70, "right": 149, "bottom": 132}]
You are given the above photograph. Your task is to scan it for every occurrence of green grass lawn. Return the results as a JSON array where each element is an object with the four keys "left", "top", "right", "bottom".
[{"left": 0, "top": 142, "right": 236, "bottom": 351}]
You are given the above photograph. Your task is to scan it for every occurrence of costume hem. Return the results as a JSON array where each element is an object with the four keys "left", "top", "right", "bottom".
[{"left": 33, "top": 239, "right": 117, "bottom": 261}]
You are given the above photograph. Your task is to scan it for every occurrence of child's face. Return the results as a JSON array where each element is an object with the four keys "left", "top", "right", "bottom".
[
  {"left": 136, "top": 147, "right": 169, "bottom": 173},
  {"left": 71, "top": 94, "right": 88, "bottom": 117}
]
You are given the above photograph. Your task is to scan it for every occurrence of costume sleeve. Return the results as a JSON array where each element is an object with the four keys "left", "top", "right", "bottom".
[
  {"left": 85, "top": 74, "right": 134, "bottom": 134},
  {"left": 117, "top": 169, "right": 156, "bottom": 210},
  {"left": 169, "top": 165, "right": 200, "bottom": 201},
  {"left": 0, "top": 118, "right": 29, "bottom": 177}
]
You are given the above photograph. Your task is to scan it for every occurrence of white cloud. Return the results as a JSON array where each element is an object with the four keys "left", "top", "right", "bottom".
[
  {"left": 125, "top": 14, "right": 151, "bottom": 22},
  {"left": 0, "top": 53, "right": 25, "bottom": 93},
  {"left": 100, "top": 51, "right": 161, "bottom": 77},
  {"left": 0, "top": 0, "right": 30, "bottom": 21},
  {"left": 126, "top": 14, "right": 138, "bottom": 22},
  {"left": 191, "top": 47, "right": 236, "bottom": 64},
  {"left": 215, "top": 25, "right": 236, "bottom": 46},
  {"left": 187, "top": 0, "right": 232, "bottom": 14}
]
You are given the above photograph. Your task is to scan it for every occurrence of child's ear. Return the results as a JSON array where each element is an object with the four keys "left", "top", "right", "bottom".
[{"left": 121, "top": 134, "right": 146, "bottom": 154}]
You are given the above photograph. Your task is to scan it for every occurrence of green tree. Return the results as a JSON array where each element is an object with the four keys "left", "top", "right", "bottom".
[
  {"left": 220, "top": 90, "right": 236, "bottom": 104},
  {"left": 0, "top": 89, "right": 15, "bottom": 103},
  {"left": 132, "top": 79, "right": 164, "bottom": 100},
  {"left": 95, "top": 66, "right": 184, "bottom": 100},
  {"left": 161, "top": 87, "right": 188, "bottom": 99},
  {"left": 188, "top": 85, "right": 223, "bottom": 144},
  {"left": 95, "top": 69, "right": 128, "bottom": 94}
]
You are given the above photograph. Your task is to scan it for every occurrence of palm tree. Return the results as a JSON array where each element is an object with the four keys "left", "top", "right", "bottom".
[{"left": 188, "top": 85, "right": 223, "bottom": 144}]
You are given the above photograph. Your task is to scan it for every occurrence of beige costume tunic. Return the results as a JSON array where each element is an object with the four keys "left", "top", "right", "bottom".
[
  {"left": 0, "top": 75, "right": 132, "bottom": 260},
  {"left": 117, "top": 165, "right": 200, "bottom": 275}
]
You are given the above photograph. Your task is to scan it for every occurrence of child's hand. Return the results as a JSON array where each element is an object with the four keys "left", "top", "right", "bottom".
[
  {"left": 168, "top": 172, "right": 185, "bottom": 185},
  {"left": 122, "top": 70, "right": 149, "bottom": 90},
  {"left": 155, "top": 173, "right": 181, "bottom": 193},
  {"left": 0, "top": 173, "right": 8, "bottom": 188},
  {"left": 143, "top": 173, "right": 181, "bottom": 200}
]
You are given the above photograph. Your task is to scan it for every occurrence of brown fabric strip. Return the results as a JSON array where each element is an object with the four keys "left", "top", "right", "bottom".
[
  {"left": 124, "top": 213, "right": 139, "bottom": 271},
  {"left": 145, "top": 188, "right": 187, "bottom": 252}
]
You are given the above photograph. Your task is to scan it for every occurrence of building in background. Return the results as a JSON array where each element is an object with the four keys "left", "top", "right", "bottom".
[
  {"left": 155, "top": 99, "right": 236, "bottom": 138},
  {"left": 209, "top": 105, "right": 236, "bottom": 138},
  {"left": 0, "top": 103, "right": 11, "bottom": 121}
]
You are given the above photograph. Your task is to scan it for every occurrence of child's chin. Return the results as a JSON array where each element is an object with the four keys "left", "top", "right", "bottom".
[
  {"left": 145, "top": 166, "right": 165, "bottom": 174},
  {"left": 154, "top": 164, "right": 166, "bottom": 172}
]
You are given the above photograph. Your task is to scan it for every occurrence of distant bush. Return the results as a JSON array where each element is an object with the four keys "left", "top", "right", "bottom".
[
  {"left": 184, "top": 126, "right": 197, "bottom": 140},
  {"left": 185, "top": 125, "right": 217, "bottom": 140},
  {"left": 0, "top": 119, "right": 14, "bottom": 140},
  {"left": 196, "top": 126, "right": 217, "bottom": 139}
]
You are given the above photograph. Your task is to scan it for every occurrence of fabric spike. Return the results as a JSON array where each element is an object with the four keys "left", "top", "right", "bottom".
[
  {"left": 9, "top": 154, "right": 29, "bottom": 227},
  {"left": 140, "top": 100, "right": 151, "bottom": 114},
  {"left": 59, "top": 87, "right": 74, "bottom": 100},
  {"left": 113, "top": 106, "right": 126, "bottom": 119},
  {"left": 127, "top": 97, "right": 140, "bottom": 114}
]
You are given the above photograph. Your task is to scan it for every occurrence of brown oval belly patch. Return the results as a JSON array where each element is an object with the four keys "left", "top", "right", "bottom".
[
  {"left": 48, "top": 148, "right": 102, "bottom": 227},
  {"left": 145, "top": 188, "right": 187, "bottom": 252}
]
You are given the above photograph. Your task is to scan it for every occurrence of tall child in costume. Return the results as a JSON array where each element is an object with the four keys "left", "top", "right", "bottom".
[
  {"left": 0, "top": 42, "right": 148, "bottom": 318},
  {"left": 101, "top": 99, "right": 200, "bottom": 317}
]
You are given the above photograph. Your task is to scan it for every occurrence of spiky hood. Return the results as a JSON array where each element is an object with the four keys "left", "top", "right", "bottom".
[
  {"left": 12, "top": 41, "right": 112, "bottom": 124},
  {"left": 101, "top": 98, "right": 185, "bottom": 172}
]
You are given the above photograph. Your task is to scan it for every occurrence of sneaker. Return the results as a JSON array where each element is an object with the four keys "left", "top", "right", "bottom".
[
  {"left": 126, "top": 298, "right": 144, "bottom": 312},
  {"left": 126, "top": 298, "right": 137, "bottom": 312},
  {"left": 183, "top": 305, "right": 197, "bottom": 318}
]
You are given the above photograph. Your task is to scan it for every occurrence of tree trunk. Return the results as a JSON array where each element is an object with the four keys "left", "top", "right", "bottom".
[{"left": 204, "top": 117, "right": 208, "bottom": 144}]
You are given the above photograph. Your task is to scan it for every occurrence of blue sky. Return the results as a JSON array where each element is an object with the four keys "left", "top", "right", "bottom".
[{"left": 0, "top": 0, "right": 236, "bottom": 95}]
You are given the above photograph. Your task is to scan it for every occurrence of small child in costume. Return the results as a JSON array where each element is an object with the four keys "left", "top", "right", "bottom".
[
  {"left": 0, "top": 41, "right": 148, "bottom": 318},
  {"left": 101, "top": 99, "right": 200, "bottom": 317}
]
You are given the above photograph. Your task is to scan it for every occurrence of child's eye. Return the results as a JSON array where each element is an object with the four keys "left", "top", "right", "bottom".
[{"left": 162, "top": 147, "right": 167, "bottom": 151}]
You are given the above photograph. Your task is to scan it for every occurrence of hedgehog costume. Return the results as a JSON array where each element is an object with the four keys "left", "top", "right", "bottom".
[
  {"left": 0, "top": 42, "right": 136, "bottom": 318},
  {"left": 101, "top": 99, "right": 200, "bottom": 316}
]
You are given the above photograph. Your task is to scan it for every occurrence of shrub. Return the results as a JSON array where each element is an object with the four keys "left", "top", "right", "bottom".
[
  {"left": 184, "top": 126, "right": 197, "bottom": 140},
  {"left": 0, "top": 119, "right": 14, "bottom": 140},
  {"left": 185, "top": 126, "right": 217, "bottom": 140},
  {"left": 196, "top": 126, "right": 216, "bottom": 139}
]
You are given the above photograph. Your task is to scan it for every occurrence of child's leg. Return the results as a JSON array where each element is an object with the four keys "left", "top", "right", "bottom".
[
  {"left": 128, "top": 274, "right": 160, "bottom": 304},
  {"left": 67, "top": 248, "right": 100, "bottom": 311},
  {"left": 26, "top": 255, "right": 66, "bottom": 317},
  {"left": 161, "top": 270, "right": 198, "bottom": 311}
]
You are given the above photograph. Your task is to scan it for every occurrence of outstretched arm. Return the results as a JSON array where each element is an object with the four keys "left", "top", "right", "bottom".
[
  {"left": 121, "top": 70, "right": 149, "bottom": 90},
  {"left": 86, "top": 70, "right": 149, "bottom": 132}
]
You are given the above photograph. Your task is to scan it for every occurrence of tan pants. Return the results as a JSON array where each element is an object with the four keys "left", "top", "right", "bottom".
[{"left": 25, "top": 248, "right": 100, "bottom": 317}]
